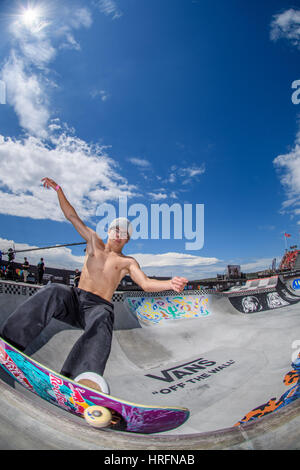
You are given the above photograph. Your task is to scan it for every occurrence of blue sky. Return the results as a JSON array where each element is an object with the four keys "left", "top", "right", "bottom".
[{"left": 0, "top": 0, "right": 300, "bottom": 279}]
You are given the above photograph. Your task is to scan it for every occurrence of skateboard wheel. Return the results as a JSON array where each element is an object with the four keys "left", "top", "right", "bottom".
[{"left": 84, "top": 405, "right": 112, "bottom": 428}]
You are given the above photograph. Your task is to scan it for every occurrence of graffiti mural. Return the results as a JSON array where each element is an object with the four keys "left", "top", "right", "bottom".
[
  {"left": 228, "top": 277, "right": 300, "bottom": 314},
  {"left": 235, "top": 354, "right": 300, "bottom": 426},
  {"left": 126, "top": 295, "right": 211, "bottom": 325},
  {"left": 229, "top": 291, "right": 289, "bottom": 314},
  {"left": 241, "top": 296, "right": 263, "bottom": 313},
  {"left": 266, "top": 292, "right": 288, "bottom": 309}
]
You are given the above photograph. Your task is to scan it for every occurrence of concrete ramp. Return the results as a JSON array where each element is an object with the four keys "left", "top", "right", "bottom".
[
  {"left": 110, "top": 286, "right": 300, "bottom": 433},
  {"left": 1, "top": 279, "right": 300, "bottom": 449}
]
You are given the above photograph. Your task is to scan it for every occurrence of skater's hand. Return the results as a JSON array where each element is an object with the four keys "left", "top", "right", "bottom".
[
  {"left": 41, "top": 177, "right": 59, "bottom": 191},
  {"left": 170, "top": 276, "right": 188, "bottom": 293}
]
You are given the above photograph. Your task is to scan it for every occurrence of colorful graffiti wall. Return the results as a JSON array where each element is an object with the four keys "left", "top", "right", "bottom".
[
  {"left": 235, "top": 354, "right": 300, "bottom": 426},
  {"left": 125, "top": 294, "right": 211, "bottom": 325}
]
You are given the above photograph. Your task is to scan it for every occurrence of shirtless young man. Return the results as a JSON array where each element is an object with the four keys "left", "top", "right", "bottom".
[{"left": 1, "top": 177, "right": 188, "bottom": 392}]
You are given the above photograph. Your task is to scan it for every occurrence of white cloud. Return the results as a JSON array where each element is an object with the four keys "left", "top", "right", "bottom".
[
  {"left": 129, "top": 252, "right": 223, "bottom": 279},
  {"left": 270, "top": 9, "right": 300, "bottom": 47},
  {"left": 94, "top": 0, "right": 123, "bottom": 20},
  {"left": 1, "top": 53, "right": 50, "bottom": 138},
  {"left": 1, "top": 4, "right": 93, "bottom": 138},
  {"left": 147, "top": 192, "right": 168, "bottom": 201},
  {"left": 127, "top": 157, "right": 151, "bottom": 168},
  {"left": 0, "top": 3, "right": 139, "bottom": 224},
  {"left": 179, "top": 164, "right": 206, "bottom": 180},
  {"left": 273, "top": 140, "right": 300, "bottom": 219},
  {"left": 274, "top": 144, "right": 300, "bottom": 194},
  {"left": 270, "top": 8, "right": 300, "bottom": 222},
  {"left": 168, "top": 173, "right": 176, "bottom": 183},
  {"left": 0, "top": 129, "right": 137, "bottom": 221},
  {"left": 68, "top": 7, "right": 93, "bottom": 29},
  {"left": 165, "top": 163, "right": 206, "bottom": 185},
  {"left": 133, "top": 252, "right": 219, "bottom": 268}
]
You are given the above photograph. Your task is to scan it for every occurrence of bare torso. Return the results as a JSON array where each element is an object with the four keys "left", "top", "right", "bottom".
[
  {"left": 77, "top": 236, "right": 132, "bottom": 302},
  {"left": 41, "top": 178, "right": 187, "bottom": 299}
]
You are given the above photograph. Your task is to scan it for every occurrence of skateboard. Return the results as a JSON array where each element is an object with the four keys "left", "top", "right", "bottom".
[{"left": 0, "top": 337, "right": 189, "bottom": 433}]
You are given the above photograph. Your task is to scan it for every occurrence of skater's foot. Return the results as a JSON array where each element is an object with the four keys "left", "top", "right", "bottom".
[
  {"left": 74, "top": 372, "right": 110, "bottom": 394},
  {"left": 76, "top": 378, "right": 103, "bottom": 392}
]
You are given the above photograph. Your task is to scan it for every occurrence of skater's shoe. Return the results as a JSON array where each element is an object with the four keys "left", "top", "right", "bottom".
[{"left": 74, "top": 372, "right": 110, "bottom": 394}]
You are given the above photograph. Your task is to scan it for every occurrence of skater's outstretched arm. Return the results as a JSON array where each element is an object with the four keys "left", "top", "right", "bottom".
[
  {"left": 128, "top": 258, "right": 188, "bottom": 293},
  {"left": 41, "top": 177, "right": 104, "bottom": 247}
]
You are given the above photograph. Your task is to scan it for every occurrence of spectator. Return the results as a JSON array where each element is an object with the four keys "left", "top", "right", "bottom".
[
  {"left": 7, "top": 248, "right": 15, "bottom": 281},
  {"left": 74, "top": 268, "right": 81, "bottom": 287},
  {"left": 22, "top": 257, "right": 30, "bottom": 283},
  {"left": 37, "top": 258, "right": 45, "bottom": 285}
]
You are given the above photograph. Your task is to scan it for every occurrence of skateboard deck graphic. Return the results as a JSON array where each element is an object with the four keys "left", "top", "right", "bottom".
[{"left": 0, "top": 337, "right": 189, "bottom": 433}]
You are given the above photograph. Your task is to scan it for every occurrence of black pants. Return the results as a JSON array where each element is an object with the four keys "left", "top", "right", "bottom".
[
  {"left": 0, "top": 283, "right": 114, "bottom": 380},
  {"left": 37, "top": 271, "right": 43, "bottom": 284}
]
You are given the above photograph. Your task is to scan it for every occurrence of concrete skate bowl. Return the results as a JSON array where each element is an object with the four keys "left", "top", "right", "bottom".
[{"left": 1, "top": 277, "right": 300, "bottom": 449}]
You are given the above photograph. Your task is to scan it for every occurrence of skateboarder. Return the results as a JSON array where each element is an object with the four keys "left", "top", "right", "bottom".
[
  {"left": 37, "top": 258, "right": 45, "bottom": 285},
  {"left": 22, "top": 257, "right": 30, "bottom": 283},
  {"left": 1, "top": 177, "right": 188, "bottom": 393}
]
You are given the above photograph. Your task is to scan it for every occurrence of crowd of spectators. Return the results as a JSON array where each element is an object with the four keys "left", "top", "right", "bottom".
[{"left": 0, "top": 248, "right": 82, "bottom": 287}]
